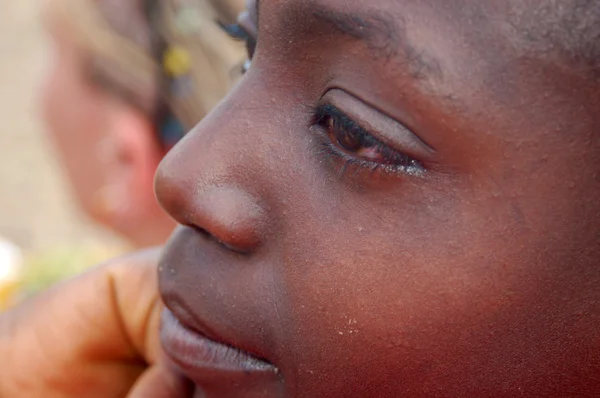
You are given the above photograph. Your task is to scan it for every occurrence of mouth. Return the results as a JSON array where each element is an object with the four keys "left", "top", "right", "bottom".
[
  {"left": 159, "top": 226, "right": 283, "bottom": 394},
  {"left": 161, "top": 309, "right": 278, "bottom": 381}
]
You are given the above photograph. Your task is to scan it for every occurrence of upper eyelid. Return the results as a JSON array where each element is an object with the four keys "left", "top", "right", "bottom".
[
  {"left": 316, "top": 105, "right": 404, "bottom": 151},
  {"left": 321, "top": 88, "right": 436, "bottom": 154},
  {"left": 319, "top": 88, "right": 436, "bottom": 158},
  {"left": 317, "top": 105, "right": 419, "bottom": 164},
  {"left": 315, "top": 105, "right": 426, "bottom": 174},
  {"left": 316, "top": 98, "right": 433, "bottom": 162},
  {"left": 318, "top": 105, "right": 371, "bottom": 138}
]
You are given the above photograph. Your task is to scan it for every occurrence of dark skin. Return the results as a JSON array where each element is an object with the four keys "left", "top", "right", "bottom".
[{"left": 155, "top": 0, "right": 600, "bottom": 396}]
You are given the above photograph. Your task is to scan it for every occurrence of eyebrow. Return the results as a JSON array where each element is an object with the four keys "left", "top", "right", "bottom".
[
  {"left": 313, "top": 8, "right": 399, "bottom": 59},
  {"left": 257, "top": 0, "right": 441, "bottom": 85},
  {"left": 309, "top": 4, "right": 442, "bottom": 82}
]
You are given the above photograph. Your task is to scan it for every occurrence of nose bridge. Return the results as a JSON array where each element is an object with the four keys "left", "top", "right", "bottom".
[{"left": 155, "top": 90, "right": 270, "bottom": 252}]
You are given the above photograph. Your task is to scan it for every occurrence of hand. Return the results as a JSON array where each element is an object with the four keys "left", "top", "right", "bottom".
[{"left": 0, "top": 248, "right": 191, "bottom": 397}]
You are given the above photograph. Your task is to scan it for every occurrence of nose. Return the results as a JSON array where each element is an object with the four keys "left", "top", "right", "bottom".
[{"left": 155, "top": 105, "right": 268, "bottom": 254}]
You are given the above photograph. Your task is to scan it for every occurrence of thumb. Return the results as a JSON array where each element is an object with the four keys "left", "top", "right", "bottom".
[
  {"left": 128, "top": 365, "right": 193, "bottom": 398},
  {"left": 111, "top": 250, "right": 193, "bottom": 397},
  {"left": 0, "top": 247, "right": 169, "bottom": 397}
]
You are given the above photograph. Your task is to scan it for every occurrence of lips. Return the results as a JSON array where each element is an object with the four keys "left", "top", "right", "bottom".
[
  {"left": 158, "top": 226, "right": 283, "bottom": 395},
  {"left": 161, "top": 309, "right": 277, "bottom": 379}
]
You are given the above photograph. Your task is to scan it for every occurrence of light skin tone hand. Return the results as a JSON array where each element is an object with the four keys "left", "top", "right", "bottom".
[{"left": 0, "top": 248, "right": 191, "bottom": 397}]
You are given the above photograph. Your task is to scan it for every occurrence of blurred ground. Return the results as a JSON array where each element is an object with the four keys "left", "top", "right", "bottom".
[{"left": 0, "top": 1, "right": 122, "bottom": 254}]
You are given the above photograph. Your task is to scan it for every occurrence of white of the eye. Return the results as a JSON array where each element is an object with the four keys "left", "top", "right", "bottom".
[{"left": 242, "top": 59, "right": 252, "bottom": 73}]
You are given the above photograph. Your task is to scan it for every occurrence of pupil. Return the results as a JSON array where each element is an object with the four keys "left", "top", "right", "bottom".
[
  {"left": 329, "top": 117, "right": 362, "bottom": 152},
  {"left": 338, "top": 130, "right": 361, "bottom": 151}
]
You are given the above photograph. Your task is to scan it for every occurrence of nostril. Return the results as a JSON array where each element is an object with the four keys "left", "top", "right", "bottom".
[
  {"left": 189, "top": 225, "right": 212, "bottom": 240},
  {"left": 188, "top": 224, "right": 252, "bottom": 255},
  {"left": 193, "top": 186, "right": 266, "bottom": 253}
]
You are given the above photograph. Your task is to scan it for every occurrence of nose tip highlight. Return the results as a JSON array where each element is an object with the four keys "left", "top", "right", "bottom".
[{"left": 156, "top": 164, "right": 266, "bottom": 253}]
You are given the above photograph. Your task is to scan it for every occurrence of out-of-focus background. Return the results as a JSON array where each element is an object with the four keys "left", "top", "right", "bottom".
[
  {"left": 0, "top": 0, "right": 246, "bottom": 308},
  {"left": 0, "top": 0, "right": 124, "bottom": 305}
]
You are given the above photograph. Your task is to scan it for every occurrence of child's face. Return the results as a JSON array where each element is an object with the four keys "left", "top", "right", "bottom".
[{"left": 156, "top": 0, "right": 600, "bottom": 396}]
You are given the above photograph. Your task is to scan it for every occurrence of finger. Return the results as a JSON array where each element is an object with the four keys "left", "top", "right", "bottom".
[
  {"left": 108, "top": 248, "right": 164, "bottom": 363},
  {"left": 128, "top": 365, "right": 193, "bottom": 398},
  {"left": 0, "top": 248, "right": 163, "bottom": 397}
]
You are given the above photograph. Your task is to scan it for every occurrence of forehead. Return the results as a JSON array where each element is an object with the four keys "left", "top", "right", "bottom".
[
  {"left": 257, "top": 0, "right": 587, "bottom": 71},
  {"left": 257, "top": 0, "right": 594, "bottom": 101},
  {"left": 256, "top": 0, "right": 524, "bottom": 110},
  {"left": 258, "top": 0, "right": 516, "bottom": 83},
  {"left": 259, "top": 0, "right": 507, "bottom": 44},
  {"left": 260, "top": 0, "right": 598, "bottom": 80}
]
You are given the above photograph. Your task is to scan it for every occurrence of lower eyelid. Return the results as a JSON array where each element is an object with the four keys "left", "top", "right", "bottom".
[
  {"left": 357, "top": 146, "right": 384, "bottom": 159},
  {"left": 311, "top": 124, "right": 425, "bottom": 177}
]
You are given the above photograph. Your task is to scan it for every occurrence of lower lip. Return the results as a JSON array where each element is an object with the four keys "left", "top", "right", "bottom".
[{"left": 161, "top": 309, "right": 277, "bottom": 379}]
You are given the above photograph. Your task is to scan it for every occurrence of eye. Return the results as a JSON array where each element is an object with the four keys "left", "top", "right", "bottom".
[
  {"left": 313, "top": 104, "right": 425, "bottom": 175},
  {"left": 219, "top": 22, "right": 256, "bottom": 73}
]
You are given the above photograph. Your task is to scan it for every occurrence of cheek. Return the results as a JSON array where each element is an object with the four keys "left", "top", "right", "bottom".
[
  {"left": 40, "top": 50, "right": 111, "bottom": 212},
  {"left": 40, "top": 60, "right": 64, "bottom": 138},
  {"left": 275, "top": 177, "right": 595, "bottom": 396},
  {"left": 42, "top": 53, "right": 93, "bottom": 140}
]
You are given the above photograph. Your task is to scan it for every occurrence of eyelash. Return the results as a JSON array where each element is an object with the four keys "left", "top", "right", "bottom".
[
  {"left": 219, "top": 23, "right": 256, "bottom": 72},
  {"left": 311, "top": 104, "right": 424, "bottom": 177}
]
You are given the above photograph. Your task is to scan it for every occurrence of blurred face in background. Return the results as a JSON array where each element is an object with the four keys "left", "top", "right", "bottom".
[
  {"left": 40, "top": 0, "right": 249, "bottom": 248},
  {"left": 41, "top": 13, "right": 173, "bottom": 248},
  {"left": 42, "top": 23, "right": 111, "bottom": 223}
]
